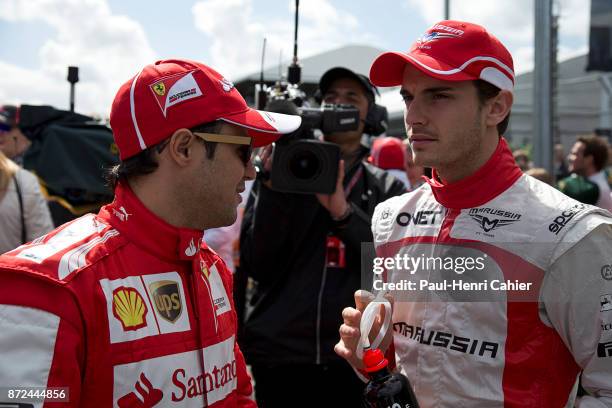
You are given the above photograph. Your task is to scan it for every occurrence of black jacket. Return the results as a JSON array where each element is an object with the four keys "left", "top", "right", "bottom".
[{"left": 239, "top": 151, "right": 406, "bottom": 365}]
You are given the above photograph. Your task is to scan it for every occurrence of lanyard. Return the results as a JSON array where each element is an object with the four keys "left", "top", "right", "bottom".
[{"left": 344, "top": 165, "right": 364, "bottom": 198}]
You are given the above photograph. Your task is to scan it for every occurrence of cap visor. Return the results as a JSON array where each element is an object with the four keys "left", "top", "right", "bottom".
[
  {"left": 370, "top": 51, "right": 475, "bottom": 87},
  {"left": 221, "top": 108, "right": 302, "bottom": 147},
  {"left": 370, "top": 52, "right": 410, "bottom": 87}
]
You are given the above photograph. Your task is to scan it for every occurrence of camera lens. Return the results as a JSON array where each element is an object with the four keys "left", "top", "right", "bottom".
[{"left": 288, "top": 150, "right": 321, "bottom": 180}]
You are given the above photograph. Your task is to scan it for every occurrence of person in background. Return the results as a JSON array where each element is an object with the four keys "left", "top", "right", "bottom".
[
  {"left": 554, "top": 143, "right": 570, "bottom": 182},
  {"left": 240, "top": 66, "right": 405, "bottom": 407},
  {"left": 567, "top": 134, "right": 612, "bottom": 211},
  {"left": 512, "top": 148, "right": 531, "bottom": 171},
  {"left": 0, "top": 105, "right": 31, "bottom": 165},
  {"left": 0, "top": 150, "right": 53, "bottom": 253},
  {"left": 368, "top": 136, "right": 411, "bottom": 189},
  {"left": 557, "top": 172, "right": 600, "bottom": 205}
]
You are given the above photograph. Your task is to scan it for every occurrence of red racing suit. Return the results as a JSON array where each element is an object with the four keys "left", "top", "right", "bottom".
[
  {"left": 371, "top": 139, "right": 612, "bottom": 407},
  {"left": 0, "top": 183, "right": 256, "bottom": 407}
]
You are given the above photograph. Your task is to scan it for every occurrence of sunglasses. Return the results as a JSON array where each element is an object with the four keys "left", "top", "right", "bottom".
[{"left": 192, "top": 132, "right": 253, "bottom": 165}]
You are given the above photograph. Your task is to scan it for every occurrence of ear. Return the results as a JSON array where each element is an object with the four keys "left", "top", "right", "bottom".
[
  {"left": 165, "top": 128, "right": 198, "bottom": 167},
  {"left": 484, "top": 90, "right": 513, "bottom": 129}
]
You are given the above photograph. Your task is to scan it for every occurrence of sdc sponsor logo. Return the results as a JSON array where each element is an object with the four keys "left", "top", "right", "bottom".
[{"left": 548, "top": 203, "right": 586, "bottom": 235}]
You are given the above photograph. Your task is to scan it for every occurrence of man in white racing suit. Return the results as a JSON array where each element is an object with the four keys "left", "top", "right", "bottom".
[{"left": 335, "top": 20, "right": 612, "bottom": 407}]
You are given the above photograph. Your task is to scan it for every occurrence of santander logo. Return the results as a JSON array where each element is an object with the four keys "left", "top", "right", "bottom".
[
  {"left": 114, "top": 337, "right": 238, "bottom": 406},
  {"left": 171, "top": 360, "right": 237, "bottom": 402}
]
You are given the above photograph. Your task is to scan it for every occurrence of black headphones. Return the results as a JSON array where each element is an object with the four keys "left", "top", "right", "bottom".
[
  {"left": 316, "top": 67, "right": 388, "bottom": 137},
  {"left": 364, "top": 99, "right": 388, "bottom": 137}
]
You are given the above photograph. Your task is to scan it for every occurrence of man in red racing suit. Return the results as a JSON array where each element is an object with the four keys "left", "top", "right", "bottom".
[
  {"left": 0, "top": 59, "right": 301, "bottom": 407},
  {"left": 336, "top": 21, "right": 612, "bottom": 407}
]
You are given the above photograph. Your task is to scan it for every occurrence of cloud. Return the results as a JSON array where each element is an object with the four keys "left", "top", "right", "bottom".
[
  {"left": 404, "top": 0, "right": 590, "bottom": 75},
  {"left": 557, "top": 0, "right": 590, "bottom": 39},
  {"left": 192, "top": 0, "right": 378, "bottom": 79},
  {"left": 0, "top": 0, "right": 156, "bottom": 116}
]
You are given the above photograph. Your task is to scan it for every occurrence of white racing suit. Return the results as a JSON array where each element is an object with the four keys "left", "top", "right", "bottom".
[{"left": 371, "top": 139, "right": 612, "bottom": 407}]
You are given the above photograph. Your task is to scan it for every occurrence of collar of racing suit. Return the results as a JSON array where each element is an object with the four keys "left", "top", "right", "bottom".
[
  {"left": 101, "top": 182, "right": 206, "bottom": 263},
  {"left": 424, "top": 137, "right": 523, "bottom": 209}
]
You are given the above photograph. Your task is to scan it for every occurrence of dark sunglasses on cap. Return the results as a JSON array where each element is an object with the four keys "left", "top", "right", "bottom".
[
  {"left": 0, "top": 122, "right": 11, "bottom": 133},
  {"left": 192, "top": 132, "right": 253, "bottom": 165}
]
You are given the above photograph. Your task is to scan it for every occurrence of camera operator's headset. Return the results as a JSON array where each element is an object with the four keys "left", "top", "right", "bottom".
[{"left": 315, "top": 67, "right": 388, "bottom": 136}]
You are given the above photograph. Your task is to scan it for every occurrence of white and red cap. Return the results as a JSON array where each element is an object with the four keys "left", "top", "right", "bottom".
[
  {"left": 370, "top": 20, "right": 514, "bottom": 91},
  {"left": 368, "top": 137, "right": 406, "bottom": 170},
  {"left": 110, "top": 59, "right": 302, "bottom": 160}
]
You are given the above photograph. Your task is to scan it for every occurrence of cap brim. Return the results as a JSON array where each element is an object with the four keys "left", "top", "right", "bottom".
[
  {"left": 370, "top": 51, "right": 474, "bottom": 87},
  {"left": 221, "top": 108, "right": 302, "bottom": 147}
]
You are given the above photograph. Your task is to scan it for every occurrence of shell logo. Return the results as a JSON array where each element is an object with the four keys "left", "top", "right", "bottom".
[{"left": 112, "top": 287, "right": 148, "bottom": 331}]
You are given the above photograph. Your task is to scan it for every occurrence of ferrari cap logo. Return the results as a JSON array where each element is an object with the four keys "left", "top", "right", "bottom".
[{"left": 152, "top": 82, "right": 166, "bottom": 96}]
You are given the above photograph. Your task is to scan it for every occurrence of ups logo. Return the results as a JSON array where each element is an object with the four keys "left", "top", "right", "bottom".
[{"left": 149, "top": 280, "right": 182, "bottom": 323}]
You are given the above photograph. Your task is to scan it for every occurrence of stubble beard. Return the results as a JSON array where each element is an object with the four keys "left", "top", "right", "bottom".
[
  {"left": 413, "top": 113, "right": 484, "bottom": 179},
  {"left": 196, "top": 158, "right": 240, "bottom": 230}
]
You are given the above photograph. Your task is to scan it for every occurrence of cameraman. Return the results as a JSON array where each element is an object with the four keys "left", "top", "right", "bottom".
[{"left": 239, "top": 67, "right": 406, "bottom": 406}]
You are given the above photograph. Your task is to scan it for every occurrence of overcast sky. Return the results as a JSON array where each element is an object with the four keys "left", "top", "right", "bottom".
[{"left": 0, "top": 0, "right": 591, "bottom": 116}]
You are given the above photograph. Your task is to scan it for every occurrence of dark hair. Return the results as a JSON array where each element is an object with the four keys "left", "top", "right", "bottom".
[
  {"left": 318, "top": 68, "right": 379, "bottom": 105},
  {"left": 577, "top": 134, "right": 610, "bottom": 172},
  {"left": 0, "top": 105, "right": 18, "bottom": 128},
  {"left": 473, "top": 80, "right": 510, "bottom": 135},
  {"left": 106, "top": 121, "right": 222, "bottom": 189}
]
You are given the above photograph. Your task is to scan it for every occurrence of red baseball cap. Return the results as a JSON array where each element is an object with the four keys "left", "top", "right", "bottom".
[
  {"left": 368, "top": 137, "right": 406, "bottom": 170},
  {"left": 370, "top": 20, "right": 514, "bottom": 91},
  {"left": 110, "top": 59, "right": 302, "bottom": 160}
]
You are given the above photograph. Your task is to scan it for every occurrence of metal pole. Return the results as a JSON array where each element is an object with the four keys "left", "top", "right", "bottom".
[
  {"left": 67, "top": 66, "right": 79, "bottom": 113},
  {"left": 70, "top": 85, "right": 75, "bottom": 113},
  {"left": 533, "top": 0, "right": 553, "bottom": 175},
  {"left": 600, "top": 74, "right": 612, "bottom": 130},
  {"left": 444, "top": 0, "right": 450, "bottom": 19}
]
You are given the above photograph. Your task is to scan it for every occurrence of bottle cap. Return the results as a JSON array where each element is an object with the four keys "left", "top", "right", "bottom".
[{"left": 363, "top": 348, "right": 389, "bottom": 373}]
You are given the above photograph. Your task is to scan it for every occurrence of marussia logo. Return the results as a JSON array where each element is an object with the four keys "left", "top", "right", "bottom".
[
  {"left": 468, "top": 208, "right": 521, "bottom": 233},
  {"left": 417, "top": 31, "right": 460, "bottom": 44}
]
